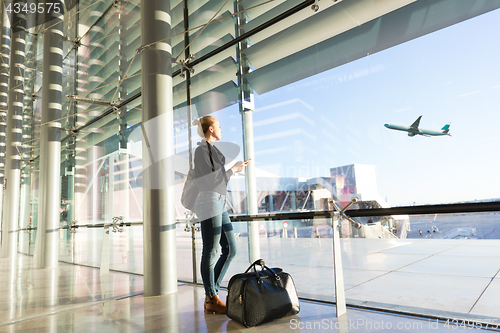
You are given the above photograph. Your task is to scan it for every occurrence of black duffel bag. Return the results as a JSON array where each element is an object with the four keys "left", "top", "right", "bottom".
[{"left": 226, "top": 259, "right": 300, "bottom": 327}]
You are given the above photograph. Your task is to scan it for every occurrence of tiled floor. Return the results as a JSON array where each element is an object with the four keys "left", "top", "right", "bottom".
[
  {"left": 0, "top": 259, "right": 493, "bottom": 332},
  {"left": 14, "top": 229, "right": 500, "bottom": 329}
]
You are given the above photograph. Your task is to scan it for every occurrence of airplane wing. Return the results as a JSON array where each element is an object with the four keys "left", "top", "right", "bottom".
[{"left": 410, "top": 116, "right": 422, "bottom": 130}]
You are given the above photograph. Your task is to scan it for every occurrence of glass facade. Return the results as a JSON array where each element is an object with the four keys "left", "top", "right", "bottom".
[{"left": 1, "top": 0, "right": 499, "bottom": 325}]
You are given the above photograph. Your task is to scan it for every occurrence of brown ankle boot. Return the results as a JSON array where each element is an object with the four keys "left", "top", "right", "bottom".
[
  {"left": 204, "top": 296, "right": 211, "bottom": 311},
  {"left": 205, "top": 294, "right": 226, "bottom": 314},
  {"left": 212, "top": 294, "right": 226, "bottom": 307}
]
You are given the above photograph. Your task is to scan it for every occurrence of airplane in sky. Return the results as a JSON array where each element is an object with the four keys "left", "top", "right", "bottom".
[{"left": 384, "top": 116, "right": 451, "bottom": 137}]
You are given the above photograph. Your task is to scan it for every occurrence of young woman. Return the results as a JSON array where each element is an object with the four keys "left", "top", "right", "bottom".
[{"left": 192, "top": 116, "right": 248, "bottom": 314}]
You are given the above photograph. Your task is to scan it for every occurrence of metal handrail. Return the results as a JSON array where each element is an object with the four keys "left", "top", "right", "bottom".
[
  {"left": 16, "top": 219, "right": 192, "bottom": 232},
  {"left": 229, "top": 201, "right": 500, "bottom": 222},
  {"left": 10, "top": 200, "right": 500, "bottom": 233}
]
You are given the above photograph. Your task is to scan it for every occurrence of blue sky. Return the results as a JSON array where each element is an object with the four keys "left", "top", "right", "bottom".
[{"left": 203, "top": 8, "right": 500, "bottom": 206}]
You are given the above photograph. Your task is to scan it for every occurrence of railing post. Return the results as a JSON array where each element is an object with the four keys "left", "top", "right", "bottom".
[
  {"left": 331, "top": 211, "right": 346, "bottom": 317},
  {"left": 191, "top": 224, "right": 198, "bottom": 284},
  {"left": 101, "top": 216, "right": 124, "bottom": 275},
  {"left": 108, "top": 155, "right": 114, "bottom": 220},
  {"left": 184, "top": 213, "right": 199, "bottom": 284},
  {"left": 100, "top": 225, "right": 110, "bottom": 275},
  {"left": 329, "top": 197, "right": 361, "bottom": 317}
]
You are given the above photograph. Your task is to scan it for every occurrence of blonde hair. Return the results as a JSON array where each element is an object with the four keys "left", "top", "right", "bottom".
[{"left": 192, "top": 116, "right": 217, "bottom": 139}]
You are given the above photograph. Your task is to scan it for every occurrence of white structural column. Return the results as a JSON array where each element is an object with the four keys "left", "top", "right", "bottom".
[
  {"left": 242, "top": 112, "right": 260, "bottom": 261},
  {"left": 18, "top": 20, "right": 37, "bottom": 254},
  {"left": 34, "top": 9, "right": 63, "bottom": 268},
  {"left": 235, "top": 1, "right": 260, "bottom": 262},
  {"left": 18, "top": 100, "right": 31, "bottom": 253},
  {"left": 1, "top": 0, "right": 26, "bottom": 258},
  {"left": 0, "top": 0, "right": 10, "bottom": 239},
  {"left": 18, "top": 180, "right": 30, "bottom": 252},
  {"left": 141, "top": 0, "right": 177, "bottom": 295}
]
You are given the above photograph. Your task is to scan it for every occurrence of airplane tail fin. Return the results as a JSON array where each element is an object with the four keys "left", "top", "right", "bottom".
[{"left": 442, "top": 122, "right": 451, "bottom": 134}]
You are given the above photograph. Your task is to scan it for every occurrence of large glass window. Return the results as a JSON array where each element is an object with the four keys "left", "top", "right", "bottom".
[
  {"left": 251, "top": 8, "right": 500, "bottom": 208},
  {"left": 234, "top": 4, "right": 500, "bottom": 322}
]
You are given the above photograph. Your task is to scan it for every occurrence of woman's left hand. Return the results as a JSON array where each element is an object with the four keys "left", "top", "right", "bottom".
[{"left": 231, "top": 160, "right": 249, "bottom": 173}]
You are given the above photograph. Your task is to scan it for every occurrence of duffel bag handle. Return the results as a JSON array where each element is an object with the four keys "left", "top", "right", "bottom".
[
  {"left": 244, "top": 259, "right": 281, "bottom": 283},
  {"left": 244, "top": 259, "right": 265, "bottom": 273}
]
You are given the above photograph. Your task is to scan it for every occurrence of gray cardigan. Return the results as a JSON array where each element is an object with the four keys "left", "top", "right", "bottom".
[{"left": 194, "top": 140, "right": 234, "bottom": 196}]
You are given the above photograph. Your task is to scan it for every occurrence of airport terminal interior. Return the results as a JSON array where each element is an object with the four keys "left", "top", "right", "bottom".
[{"left": 0, "top": 0, "right": 500, "bottom": 331}]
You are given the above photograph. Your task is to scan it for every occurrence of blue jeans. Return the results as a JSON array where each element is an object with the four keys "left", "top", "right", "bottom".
[{"left": 195, "top": 191, "right": 237, "bottom": 298}]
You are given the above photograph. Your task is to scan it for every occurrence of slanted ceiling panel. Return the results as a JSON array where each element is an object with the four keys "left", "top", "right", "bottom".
[
  {"left": 242, "top": 0, "right": 327, "bottom": 43},
  {"left": 240, "top": 0, "right": 287, "bottom": 22},
  {"left": 246, "top": 0, "right": 500, "bottom": 94},
  {"left": 245, "top": 0, "right": 415, "bottom": 70},
  {"left": 189, "top": 0, "right": 233, "bottom": 29},
  {"left": 189, "top": 57, "right": 236, "bottom": 98},
  {"left": 176, "top": 81, "right": 238, "bottom": 117},
  {"left": 171, "top": 15, "right": 233, "bottom": 60},
  {"left": 187, "top": 12, "right": 234, "bottom": 55}
]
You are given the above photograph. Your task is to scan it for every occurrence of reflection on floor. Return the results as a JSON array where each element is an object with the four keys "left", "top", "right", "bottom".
[
  {"left": 0, "top": 255, "right": 487, "bottom": 332},
  {"left": 0, "top": 255, "right": 144, "bottom": 328}
]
